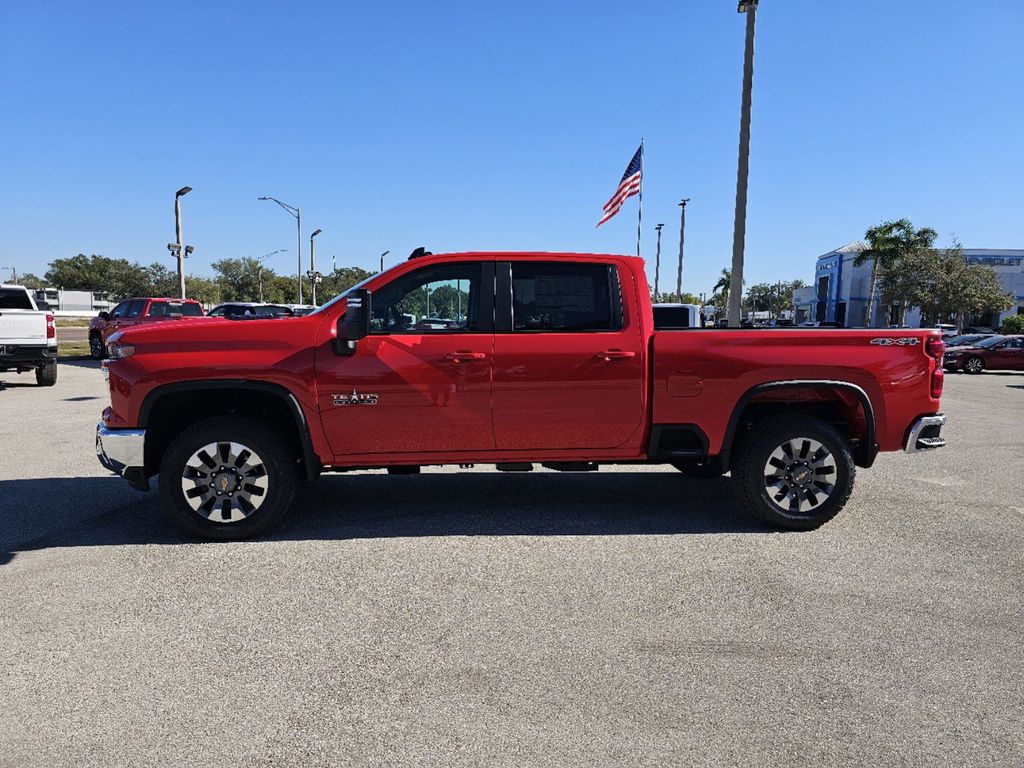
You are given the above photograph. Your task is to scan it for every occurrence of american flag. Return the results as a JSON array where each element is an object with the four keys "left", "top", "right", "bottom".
[{"left": 597, "top": 143, "right": 643, "bottom": 227}]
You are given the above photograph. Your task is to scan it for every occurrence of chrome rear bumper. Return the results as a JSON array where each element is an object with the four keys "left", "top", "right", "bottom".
[
  {"left": 96, "top": 422, "right": 149, "bottom": 490},
  {"left": 904, "top": 414, "right": 947, "bottom": 453}
]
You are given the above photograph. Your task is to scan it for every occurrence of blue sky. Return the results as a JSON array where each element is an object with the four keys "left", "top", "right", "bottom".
[{"left": 1, "top": 0, "right": 1021, "bottom": 296}]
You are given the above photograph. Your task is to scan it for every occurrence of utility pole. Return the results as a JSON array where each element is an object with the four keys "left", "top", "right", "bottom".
[
  {"left": 653, "top": 224, "right": 664, "bottom": 298},
  {"left": 676, "top": 199, "right": 689, "bottom": 302},
  {"left": 1, "top": 267, "right": 16, "bottom": 283},
  {"left": 256, "top": 249, "right": 285, "bottom": 303},
  {"left": 173, "top": 186, "right": 192, "bottom": 298},
  {"left": 380, "top": 250, "right": 390, "bottom": 273},
  {"left": 258, "top": 196, "right": 302, "bottom": 303},
  {"left": 309, "top": 229, "right": 322, "bottom": 305},
  {"left": 729, "top": 0, "right": 759, "bottom": 327}
]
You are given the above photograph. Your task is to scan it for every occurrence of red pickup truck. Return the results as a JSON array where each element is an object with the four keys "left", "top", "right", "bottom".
[
  {"left": 95, "top": 252, "right": 947, "bottom": 539},
  {"left": 89, "top": 297, "right": 205, "bottom": 359}
]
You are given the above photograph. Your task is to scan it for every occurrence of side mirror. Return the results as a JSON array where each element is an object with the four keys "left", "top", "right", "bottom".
[
  {"left": 98, "top": 311, "right": 111, "bottom": 322},
  {"left": 333, "top": 289, "right": 372, "bottom": 356}
]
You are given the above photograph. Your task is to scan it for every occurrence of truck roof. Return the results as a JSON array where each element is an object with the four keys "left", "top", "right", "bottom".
[{"left": 423, "top": 251, "right": 643, "bottom": 262}]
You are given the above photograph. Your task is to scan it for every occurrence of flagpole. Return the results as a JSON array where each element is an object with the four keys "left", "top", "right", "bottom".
[{"left": 636, "top": 139, "right": 644, "bottom": 257}]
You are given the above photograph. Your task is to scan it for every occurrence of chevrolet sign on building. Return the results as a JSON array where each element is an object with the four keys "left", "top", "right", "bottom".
[{"left": 802, "top": 242, "right": 1024, "bottom": 328}]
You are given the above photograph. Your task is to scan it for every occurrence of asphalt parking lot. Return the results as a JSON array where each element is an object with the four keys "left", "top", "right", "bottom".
[{"left": 1, "top": 361, "right": 1022, "bottom": 767}]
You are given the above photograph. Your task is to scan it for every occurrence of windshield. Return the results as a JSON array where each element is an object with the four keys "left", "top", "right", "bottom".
[
  {"left": 946, "top": 334, "right": 980, "bottom": 347},
  {"left": 310, "top": 273, "right": 378, "bottom": 315},
  {"left": 973, "top": 335, "right": 1005, "bottom": 348}
]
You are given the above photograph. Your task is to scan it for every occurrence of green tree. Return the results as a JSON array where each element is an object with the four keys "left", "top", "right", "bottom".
[
  {"left": 145, "top": 262, "right": 178, "bottom": 297},
  {"left": 319, "top": 266, "right": 374, "bottom": 304},
  {"left": 184, "top": 275, "right": 221, "bottom": 306},
  {"left": 855, "top": 219, "right": 938, "bottom": 327},
  {"left": 211, "top": 258, "right": 266, "bottom": 302},
  {"left": 45, "top": 254, "right": 151, "bottom": 299},
  {"left": 651, "top": 291, "right": 702, "bottom": 305},
  {"left": 17, "top": 273, "right": 45, "bottom": 289},
  {"left": 1001, "top": 314, "right": 1024, "bottom": 334}
]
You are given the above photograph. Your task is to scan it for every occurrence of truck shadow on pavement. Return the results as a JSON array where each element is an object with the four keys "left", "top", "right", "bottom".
[{"left": 1, "top": 472, "right": 773, "bottom": 565}]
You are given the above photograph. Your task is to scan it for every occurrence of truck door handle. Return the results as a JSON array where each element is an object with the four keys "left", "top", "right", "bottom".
[
  {"left": 445, "top": 351, "right": 487, "bottom": 362},
  {"left": 597, "top": 349, "right": 636, "bottom": 361}
]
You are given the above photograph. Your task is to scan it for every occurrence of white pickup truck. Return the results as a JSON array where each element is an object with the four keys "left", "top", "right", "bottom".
[{"left": 0, "top": 284, "right": 57, "bottom": 386}]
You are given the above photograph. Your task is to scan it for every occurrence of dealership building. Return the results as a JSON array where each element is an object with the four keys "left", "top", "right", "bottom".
[{"left": 792, "top": 241, "right": 1024, "bottom": 328}]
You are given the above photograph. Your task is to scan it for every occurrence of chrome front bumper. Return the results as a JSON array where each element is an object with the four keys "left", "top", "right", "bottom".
[
  {"left": 96, "top": 422, "right": 149, "bottom": 490},
  {"left": 904, "top": 414, "right": 947, "bottom": 453}
]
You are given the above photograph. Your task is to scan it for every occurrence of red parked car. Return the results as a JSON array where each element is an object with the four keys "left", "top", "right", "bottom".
[
  {"left": 94, "top": 251, "right": 947, "bottom": 539},
  {"left": 942, "top": 335, "right": 1024, "bottom": 373},
  {"left": 89, "top": 298, "right": 205, "bottom": 358}
]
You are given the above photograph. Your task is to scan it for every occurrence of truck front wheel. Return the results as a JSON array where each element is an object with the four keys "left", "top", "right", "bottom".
[
  {"left": 732, "top": 416, "right": 854, "bottom": 531},
  {"left": 89, "top": 332, "right": 105, "bottom": 360},
  {"left": 159, "top": 416, "right": 297, "bottom": 540}
]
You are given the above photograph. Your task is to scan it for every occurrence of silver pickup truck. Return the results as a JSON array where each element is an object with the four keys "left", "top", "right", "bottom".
[{"left": 0, "top": 284, "right": 57, "bottom": 386}]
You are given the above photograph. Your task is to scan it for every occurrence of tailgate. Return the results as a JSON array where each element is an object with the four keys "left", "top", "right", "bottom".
[{"left": 0, "top": 310, "right": 48, "bottom": 346}]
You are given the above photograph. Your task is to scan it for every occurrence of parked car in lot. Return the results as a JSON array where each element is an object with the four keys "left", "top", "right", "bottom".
[
  {"left": 207, "top": 303, "right": 295, "bottom": 319},
  {"left": 652, "top": 303, "right": 702, "bottom": 329},
  {"left": 0, "top": 284, "right": 57, "bottom": 386},
  {"left": 943, "top": 335, "right": 1024, "bottom": 373},
  {"left": 95, "top": 251, "right": 947, "bottom": 539},
  {"left": 89, "top": 298, "right": 204, "bottom": 359},
  {"left": 944, "top": 333, "right": 993, "bottom": 348}
]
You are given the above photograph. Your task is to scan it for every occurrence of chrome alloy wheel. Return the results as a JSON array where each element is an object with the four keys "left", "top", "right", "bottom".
[
  {"left": 763, "top": 437, "right": 837, "bottom": 516},
  {"left": 180, "top": 441, "right": 269, "bottom": 523},
  {"left": 964, "top": 357, "right": 983, "bottom": 374}
]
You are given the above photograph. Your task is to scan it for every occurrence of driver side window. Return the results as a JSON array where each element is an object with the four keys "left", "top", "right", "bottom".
[
  {"left": 370, "top": 263, "right": 482, "bottom": 334},
  {"left": 110, "top": 302, "right": 130, "bottom": 319}
]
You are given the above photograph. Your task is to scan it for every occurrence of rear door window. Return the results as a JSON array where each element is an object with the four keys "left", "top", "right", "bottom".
[{"left": 511, "top": 263, "right": 621, "bottom": 332}]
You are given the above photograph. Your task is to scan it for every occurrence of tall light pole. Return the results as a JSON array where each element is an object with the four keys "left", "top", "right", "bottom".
[
  {"left": 653, "top": 224, "right": 664, "bottom": 298},
  {"left": 256, "top": 249, "right": 285, "bottom": 303},
  {"left": 258, "top": 196, "right": 302, "bottom": 303},
  {"left": 676, "top": 199, "right": 689, "bottom": 302},
  {"left": 174, "top": 186, "right": 192, "bottom": 298},
  {"left": 309, "top": 229, "right": 322, "bottom": 306},
  {"left": 379, "top": 250, "right": 390, "bottom": 273},
  {"left": 728, "top": 0, "right": 759, "bottom": 327},
  {"left": 1, "top": 267, "right": 16, "bottom": 283}
]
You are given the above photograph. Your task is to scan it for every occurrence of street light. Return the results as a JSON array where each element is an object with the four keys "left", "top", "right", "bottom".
[
  {"left": 174, "top": 186, "right": 192, "bottom": 299},
  {"left": 309, "top": 229, "right": 322, "bottom": 306},
  {"left": 728, "top": 0, "right": 759, "bottom": 327},
  {"left": 653, "top": 225, "right": 664, "bottom": 298},
  {"left": 676, "top": 199, "right": 689, "bottom": 302},
  {"left": 256, "top": 249, "right": 286, "bottom": 302},
  {"left": 379, "top": 250, "right": 390, "bottom": 273},
  {"left": 258, "top": 196, "right": 302, "bottom": 303}
]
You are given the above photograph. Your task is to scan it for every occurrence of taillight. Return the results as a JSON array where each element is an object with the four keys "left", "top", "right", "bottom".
[
  {"left": 926, "top": 336, "right": 944, "bottom": 399},
  {"left": 46, "top": 313, "right": 55, "bottom": 339}
]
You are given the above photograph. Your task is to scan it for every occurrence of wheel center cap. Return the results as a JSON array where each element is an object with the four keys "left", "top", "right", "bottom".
[
  {"left": 214, "top": 472, "right": 238, "bottom": 494},
  {"left": 792, "top": 467, "right": 812, "bottom": 484}
]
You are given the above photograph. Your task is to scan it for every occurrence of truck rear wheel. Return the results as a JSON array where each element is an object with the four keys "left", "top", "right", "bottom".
[
  {"left": 732, "top": 416, "right": 854, "bottom": 531},
  {"left": 36, "top": 361, "right": 57, "bottom": 386},
  {"left": 159, "top": 416, "right": 297, "bottom": 540}
]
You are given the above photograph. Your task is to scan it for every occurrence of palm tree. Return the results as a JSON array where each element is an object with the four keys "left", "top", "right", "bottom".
[
  {"left": 854, "top": 219, "right": 938, "bottom": 327},
  {"left": 712, "top": 268, "right": 732, "bottom": 298}
]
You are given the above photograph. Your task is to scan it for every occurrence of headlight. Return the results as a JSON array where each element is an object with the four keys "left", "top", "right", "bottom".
[{"left": 106, "top": 342, "right": 135, "bottom": 359}]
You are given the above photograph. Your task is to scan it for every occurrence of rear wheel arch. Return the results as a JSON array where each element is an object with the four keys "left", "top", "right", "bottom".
[
  {"left": 720, "top": 380, "right": 877, "bottom": 469},
  {"left": 139, "top": 381, "right": 321, "bottom": 479}
]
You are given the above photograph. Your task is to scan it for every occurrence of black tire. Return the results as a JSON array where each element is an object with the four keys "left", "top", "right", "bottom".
[
  {"left": 671, "top": 458, "right": 725, "bottom": 479},
  {"left": 35, "top": 361, "right": 57, "bottom": 386},
  {"left": 159, "top": 415, "right": 297, "bottom": 540},
  {"left": 89, "top": 332, "right": 105, "bottom": 360},
  {"left": 963, "top": 356, "right": 984, "bottom": 374},
  {"left": 732, "top": 416, "right": 854, "bottom": 531}
]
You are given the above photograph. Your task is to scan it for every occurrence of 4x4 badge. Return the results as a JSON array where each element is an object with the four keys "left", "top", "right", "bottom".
[
  {"left": 333, "top": 389, "right": 379, "bottom": 406},
  {"left": 870, "top": 337, "right": 920, "bottom": 346}
]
